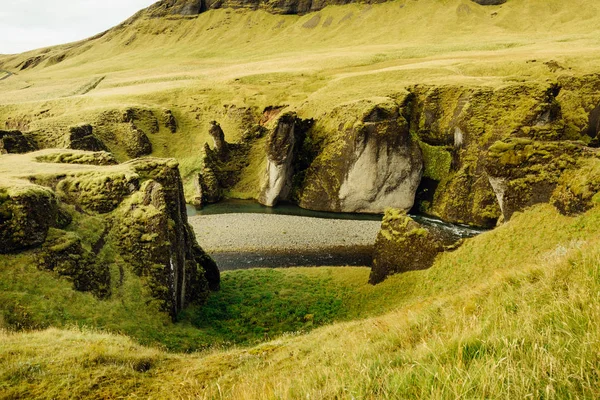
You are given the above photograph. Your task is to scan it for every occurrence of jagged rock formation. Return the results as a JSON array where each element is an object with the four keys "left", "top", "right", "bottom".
[
  {"left": 259, "top": 112, "right": 301, "bottom": 207},
  {"left": 0, "top": 150, "right": 219, "bottom": 320},
  {"left": 146, "top": 0, "right": 504, "bottom": 17},
  {"left": 551, "top": 158, "right": 600, "bottom": 216},
  {"left": 208, "top": 120, "right": 228, "bottom": 155},
  {"left": 298, "top": 98, "right": 423, "bottom": 214},
  {"left": 66, "top": 124, "right": 109, "bottom": 152},
  {"left": 162, "top": 109, "right": 178, "bottom": 133},
  {"left": 369, "top": 209, "right": 446, "bottom": 284},
  {"left": 398, "top": 79, "right": 600, "bottom": 227},
  {"left": 485, "top": 139, "right": 585, "bottom": 221},
  {"left": 0, "top": 184, "right": 62, "bottom": 253},
  {"left": 0, "top": 130, "right": 37, "bottom": 154}
]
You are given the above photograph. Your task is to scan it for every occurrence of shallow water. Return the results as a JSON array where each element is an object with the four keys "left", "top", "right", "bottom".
[
  {"left": 211, "top": 248, "right": 373, "bottom": 271},
  {"left": 188, "top": 200, "right": 485, "bottom": 270}
]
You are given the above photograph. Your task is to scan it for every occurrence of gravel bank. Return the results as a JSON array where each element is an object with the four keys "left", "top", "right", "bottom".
[{"left": 189, "top": 213, "right": 382, "bottom": 253}]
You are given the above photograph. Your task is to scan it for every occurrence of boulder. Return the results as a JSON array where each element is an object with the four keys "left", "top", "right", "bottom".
[
  {"left": 0, "top": 130, "right": 37, "bottom": 154},
  {"left": 369, "top": 209, "right": 445, "bottom": 284}
]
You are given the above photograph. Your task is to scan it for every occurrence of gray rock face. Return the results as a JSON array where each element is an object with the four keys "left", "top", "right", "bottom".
[
  {"left": 338, "top": 115, "right": 423, "bottom": 213},
  {"left": 0, "top": 130, "right": 37, "bottom": 154},
  {"left": 259, "top": 112, "right": 298, "bottom": 207},
  {"left": 299, "top": 100, "right": 423, "bottom": 214}
]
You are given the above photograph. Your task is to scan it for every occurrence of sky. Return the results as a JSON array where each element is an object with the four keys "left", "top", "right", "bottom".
[{"left": 0, "top": 0, "right": 157, "bottom": 54}]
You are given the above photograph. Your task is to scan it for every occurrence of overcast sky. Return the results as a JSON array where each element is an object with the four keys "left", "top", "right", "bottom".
[{"left": 0, "top": 0, "right": 157, "bottom": 54}]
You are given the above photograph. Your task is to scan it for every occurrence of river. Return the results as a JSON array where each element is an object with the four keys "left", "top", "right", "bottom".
[{"left": 187, "top": 200, "right": 484, "bottom": 270}]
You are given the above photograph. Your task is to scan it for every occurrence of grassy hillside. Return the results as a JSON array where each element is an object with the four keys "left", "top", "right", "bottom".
[
  {"left": 2, "top": 0, "right": 600, "bottom": 198},
  {"left": 2, "top": 1, "right": 600, "bottom": 397},
  {"left": 2, "top": 203, "right": 600, "bottom": 398}
]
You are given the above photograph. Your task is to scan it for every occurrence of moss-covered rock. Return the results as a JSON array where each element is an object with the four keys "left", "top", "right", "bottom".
[
  {"left": 0, "top": 184, "right": 60, "bottom": 253},
  {"left": 486, "top": 138, "right": 584, "bottom": 221},
  {"left": 551, "top": 156, "right": 600, "bottom": 216},
  {"left": 162, "top": 109, "right": 178, "bottom": 133},
  {"left": 0, "top": 130, "right": 37, "bottom": 154},
  {"left": 55, "top": 172, "right": 140, "bottom": 214},
  {"left": 409, "top": 83, "right": 571, "bottom": 227},
  {"left": 369, "top": 209, "right": 445, "bottom": 284},
  {"left": 66, "top": 124, "right": 109, "bottom": 152},
  {"left": 37, "top": 229, "right": 110, "bottom": 298},
  {"left": 0, "top": 150, "right": 219, "bottom": 320}
]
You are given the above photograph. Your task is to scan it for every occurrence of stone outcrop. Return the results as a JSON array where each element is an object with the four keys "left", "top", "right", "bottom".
[
  {"left": 0, "top": 130, "right": 37, "bottom": 154},
  {"left": 208, "top": 120, "right": 228, "bottom": 155},
  {"left": 162, "top": 109, "right": 178, "bottom": 133},
  {"left": 551, "top": 157, "right": 600, "bottom": 216},
  {"left": 66, "top": 124, "right": 109, "bottom": 152},
  {"left": 0, "top": 184, "right": 60, "bottom": 254},
  {"left": 369, "top": 209, "right": 446, "bottom": 284},
  {"left": 485, "top": 139, "right": 583, "bottom": 221},
  {"left": 0, "top": 150, "right": 219, "bottom": 320},
  {"left": 299, "top": 98, "right": 423, "bottom": 214},
  {"left": 259, "top": 112, "right": 300, "bottom": 207}
]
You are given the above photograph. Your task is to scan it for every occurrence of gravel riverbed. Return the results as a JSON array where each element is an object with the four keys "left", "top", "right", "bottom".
[{"left": 189, "top": 213, "right": 382, "bottom": 253}]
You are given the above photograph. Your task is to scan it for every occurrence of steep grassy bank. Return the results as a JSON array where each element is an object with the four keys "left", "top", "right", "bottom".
[{"left": 2, "top": 203, "right": 600, "bottom": 398}]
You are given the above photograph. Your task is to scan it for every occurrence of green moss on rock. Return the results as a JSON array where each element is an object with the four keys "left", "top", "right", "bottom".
[
  {"left": 370, "top": 209, "right": 445, "bottom": 284},
  {"left": 37, "top": 229, "right": 111, "bottom": 298},
  {"left": 551, "top": 157, "right": 600, "bottom": 215},
  {"left": 486, "top": 138, "right": 584, "bottom": 221},
  {"left": 0, "top": 184, "right": 59, "bottom": 253}
]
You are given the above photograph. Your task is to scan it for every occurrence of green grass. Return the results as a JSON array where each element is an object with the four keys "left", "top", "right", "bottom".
[{"left": 1, "top": 203, "right": 600, "bottom": 398}]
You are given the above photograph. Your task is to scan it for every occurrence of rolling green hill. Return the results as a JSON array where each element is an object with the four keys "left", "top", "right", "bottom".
[{"left": 2, "top": 0, "right": 600, "bottom": 398}]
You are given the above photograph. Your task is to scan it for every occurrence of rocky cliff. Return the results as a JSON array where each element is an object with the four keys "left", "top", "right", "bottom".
[
  {"left": 298, "top": 98, "right": 423, "bottom": 213},
  {"left": 0, "top": 149, "right": 219, "bottom": 320}
]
